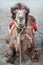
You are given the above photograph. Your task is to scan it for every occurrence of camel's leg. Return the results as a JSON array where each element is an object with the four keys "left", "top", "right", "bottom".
[
  {"left": 6, "top": 48, "right": 16, "bottom": 64},
  {"left": 6, "top": 39, "right": 19, "bottom": 64}
]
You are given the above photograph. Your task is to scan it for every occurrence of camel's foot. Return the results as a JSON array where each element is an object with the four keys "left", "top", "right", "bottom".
[
  {"left": 5, "top": 52, "right": 10, "bottom": 57},
  {"left": 6, "top": 58, "right": 14, "bottom": 64},
  {"left": 26, "top": 48, "right": 40, "bottom": 62},
  {"left": 31, "top": 59, "right": 40, "bottom": 62},
  {"left": 31, "top": 54, "right": 40, "bottom": 62},
  {"left": 6, "top": 51, "right": 19, "bottom": 64},
  {"left": 5, "top": 50, "right": 19, "bottom": 57},
  {"left": 31, "top": 49, "right": 40, "bottom": 62}
]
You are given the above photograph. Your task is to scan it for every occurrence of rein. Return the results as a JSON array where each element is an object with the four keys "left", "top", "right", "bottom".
[{"left": 37, "top": 30, "right": 43, "bottom": 35}]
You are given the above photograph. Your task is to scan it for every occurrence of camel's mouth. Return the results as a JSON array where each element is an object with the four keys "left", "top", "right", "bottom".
[{"left": 14, "top": 10, "right": 26, "bottom": 29}]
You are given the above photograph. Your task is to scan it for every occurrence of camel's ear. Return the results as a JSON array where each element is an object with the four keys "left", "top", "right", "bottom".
[
  {"left": 11, "top": 7, "right": 13, "bottom": 13},
  {"left": 11, "top": 7, "right": 16, "bottom": 14},
  {"left": 26, "top": 8, "right": 30, "bottom": 14},
  {"left": 11, "top": 7, "right": 14, "bottom": 14},
  {"left": 23, "top": 8, "right": 30, "bottom": 15}
]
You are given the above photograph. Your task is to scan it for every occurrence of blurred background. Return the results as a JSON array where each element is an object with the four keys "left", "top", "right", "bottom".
[{"left": 0, "top": 0, "right": 43, "bottom": 65}]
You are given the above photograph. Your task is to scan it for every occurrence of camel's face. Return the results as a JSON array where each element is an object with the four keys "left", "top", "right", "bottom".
[{"left": 14, "top": 10, "right": 26, "bottom": 28}]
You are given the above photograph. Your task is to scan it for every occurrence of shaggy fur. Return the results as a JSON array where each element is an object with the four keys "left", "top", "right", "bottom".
[
  {"left": 11, "top": 3, "right": 30, "bottom": 25},
  {"left": 6, "top": 3, "right": 40, "bottom": 63}
]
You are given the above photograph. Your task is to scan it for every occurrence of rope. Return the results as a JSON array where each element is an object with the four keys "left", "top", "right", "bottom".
[
  {"left": 20, "top": 37, "right": 22, "bottom": 65},
  {"left": 19, "top": 26, "right": 26, "bottom": 65},
  {"left": 16, "top": 26, "right": 26, "bottom": 65},
  {"left": 37, "top": 30, "right": 43, "bottom": 35}
]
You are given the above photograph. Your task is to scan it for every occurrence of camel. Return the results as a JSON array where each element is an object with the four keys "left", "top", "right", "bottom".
[{"left": 5, "top": 3, "right": 40, "bottom": 64}]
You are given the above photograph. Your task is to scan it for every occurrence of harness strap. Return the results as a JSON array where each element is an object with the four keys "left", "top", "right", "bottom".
[
  {"left": 38, "top": 30, "right": 43, "bottom": 34},
  {"left": 26, "top": 33, "right": 32, "bottom": 43}
]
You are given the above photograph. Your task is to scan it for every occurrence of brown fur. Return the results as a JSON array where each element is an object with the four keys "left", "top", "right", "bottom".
[
  {"left": 6, "top": 3, "right": 40, "bottom": 63},
  {"left": 11, "top": 3, "right": 30, "bottom": 25}
]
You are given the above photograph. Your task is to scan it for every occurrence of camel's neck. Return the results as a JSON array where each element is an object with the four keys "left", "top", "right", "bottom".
[
  {"left": 17, "top": 28, "right": 22, "bottom": 33},
  {"left": 16, "top": 27, "right": 25, "bottom": 34}
]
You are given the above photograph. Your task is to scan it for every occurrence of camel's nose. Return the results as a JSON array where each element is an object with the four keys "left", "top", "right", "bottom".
[
  {"left": 19, "top": 16, "right": 23, "bottom": 21},
  {"left": 18, "top": 11, "right": 24, "bottom": 20}
]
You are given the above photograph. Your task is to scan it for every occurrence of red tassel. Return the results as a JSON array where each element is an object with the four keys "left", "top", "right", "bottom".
[
  {"left": 9, "top": 21, "right": 14, "bottom": 27},
  {"left": 32, "top": 23, "right": 38, "bottom": 31}
]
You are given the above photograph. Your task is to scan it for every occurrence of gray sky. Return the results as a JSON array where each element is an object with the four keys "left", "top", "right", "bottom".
[
  {"left": 0, "top": 0, "right": 43, "bottom": 25},
  {"left": 0, "top": 0, "right": 43, "bottom": 10},
  {"left": 0, "top": 0, "right": 43, "bottom": 17}
]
